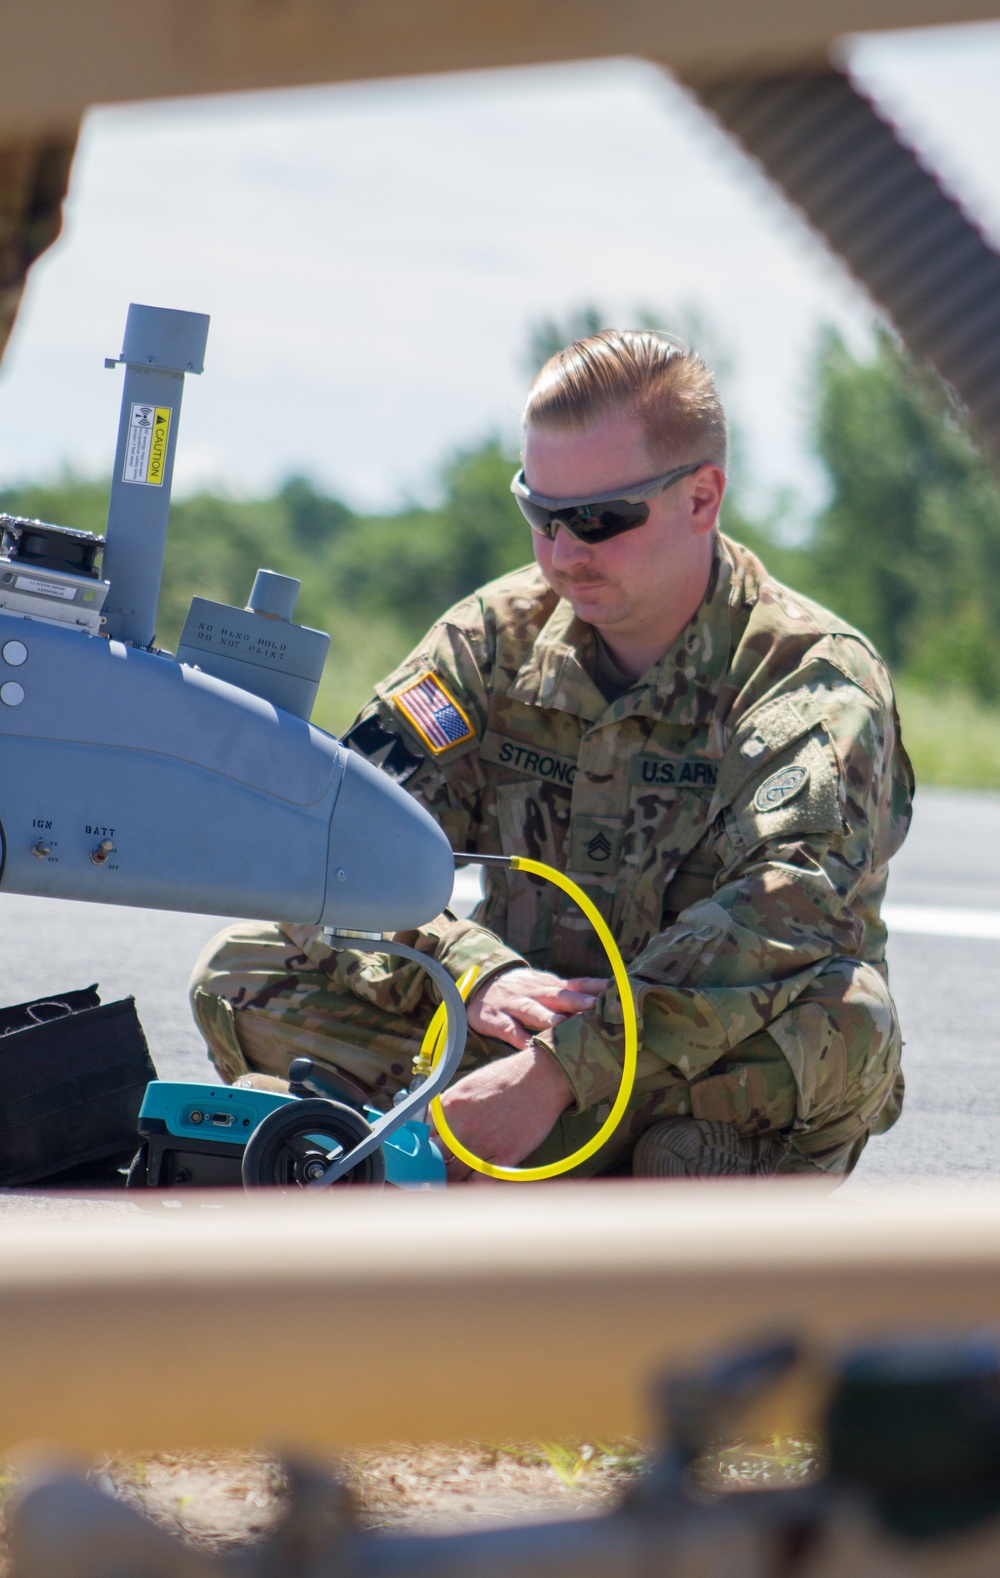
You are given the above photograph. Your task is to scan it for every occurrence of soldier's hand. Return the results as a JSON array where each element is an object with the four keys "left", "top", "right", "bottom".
[
  {"left": 467, "top": 967, "right": 609, "bottom": 1050},
  {"left": 433, "top": 1042, "right": 574, "bottom": 1181}
]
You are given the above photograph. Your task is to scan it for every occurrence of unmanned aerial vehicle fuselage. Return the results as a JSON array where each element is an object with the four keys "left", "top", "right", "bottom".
[{"left": 0, "top": 303, "right": 453, "bottom": 934}]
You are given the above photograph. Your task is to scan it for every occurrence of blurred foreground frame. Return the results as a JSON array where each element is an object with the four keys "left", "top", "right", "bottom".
[
  {"left": 4, "top": 1190, "right": 1000, "bottom": 1519},
  {"left": 3, "top": 3, "right": 1000, "bottom": 1574},
  {"left": 4, "top": 1, "right": 1000, "bottom": 451},
  {"left": 689, "top": 67, "right": 1000, "bottom": 453},
  {"left": 14, "top": 1327, "right": 1000, "bottom": 1578}
]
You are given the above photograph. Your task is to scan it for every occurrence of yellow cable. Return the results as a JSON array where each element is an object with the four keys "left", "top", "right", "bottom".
[
  {"left": 425, "top": 856, "right": 638, "bottom": 1181},
  {"left": 413, "top": 967, "right": 480, "bottom": 1085}
]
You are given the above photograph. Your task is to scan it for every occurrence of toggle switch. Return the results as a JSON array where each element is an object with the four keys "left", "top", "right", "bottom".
[
  {"left": 31, "top": 840, "right": 51, "bottom": 858},
  {"left": 90, "top": 838, "right": 115, "bottom": 865}
]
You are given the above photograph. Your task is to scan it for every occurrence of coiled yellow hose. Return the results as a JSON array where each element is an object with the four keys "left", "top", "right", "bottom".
[{"left": 422, "top": 855, "right": 638, "bottom": 1181}]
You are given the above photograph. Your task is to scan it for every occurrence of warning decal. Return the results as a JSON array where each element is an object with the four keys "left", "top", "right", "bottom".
[{"left": 123, "top": 403, "right": 172, "bottom": 486}]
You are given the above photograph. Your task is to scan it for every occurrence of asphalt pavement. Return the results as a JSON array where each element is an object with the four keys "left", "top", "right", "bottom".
[
  {"left": 0, "top": 785, "right": 996, "bottom": 1201},
  {"left": 856, "top": 788, "right": 1000, "bottom": 1185}
]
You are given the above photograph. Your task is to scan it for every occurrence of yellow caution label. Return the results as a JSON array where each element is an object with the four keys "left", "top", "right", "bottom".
[
  {"left": 123, "top": 403, "right": 173, "bottom": 486},
  {"left": 146, "top": 406, "right": 171, "bottom": 486}
]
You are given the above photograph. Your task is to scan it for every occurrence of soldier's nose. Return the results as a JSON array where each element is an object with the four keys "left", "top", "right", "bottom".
[{"left": 550, "top": 522, "right": 593, "bottom": 567}]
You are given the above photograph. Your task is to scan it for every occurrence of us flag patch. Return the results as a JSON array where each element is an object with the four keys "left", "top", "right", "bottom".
[{"left": 393, "top": 672, "right": 475, "bottom": 754}]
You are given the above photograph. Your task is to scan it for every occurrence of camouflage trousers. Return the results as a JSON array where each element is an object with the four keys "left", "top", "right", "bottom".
[{"left": 189, "top": 922, "right": 903, "bottom": 1178}]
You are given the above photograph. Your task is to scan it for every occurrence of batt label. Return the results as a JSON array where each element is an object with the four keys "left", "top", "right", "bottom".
[
  {"left": 123, "top": 403, "right": 172, "bottom": 486},
  {"left": 480, "top": 732, "right": 577, "bottom": 787},
  {"left": 628, "top": 755, "right": 718, "bottom": 789}
]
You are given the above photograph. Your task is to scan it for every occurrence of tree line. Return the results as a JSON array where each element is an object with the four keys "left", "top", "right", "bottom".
[{"left": 3, "top": 326, "right": 999, "bottom": 736}]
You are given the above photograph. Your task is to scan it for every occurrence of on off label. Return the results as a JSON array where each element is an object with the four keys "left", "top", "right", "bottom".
[{"left": 123, "top": 403, "right": 172, "bottom": 486}]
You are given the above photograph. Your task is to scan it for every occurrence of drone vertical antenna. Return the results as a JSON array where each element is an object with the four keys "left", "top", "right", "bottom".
[{"left": 101, "top": 304, "right": 210, "bottom": 647}]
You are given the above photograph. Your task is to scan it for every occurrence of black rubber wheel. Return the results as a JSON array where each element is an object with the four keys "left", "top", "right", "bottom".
[
  {"left": 125, "top": 1143, "right": 150, "bottom": 1188},
  {"left": 241, "top": 1098, "right": 386, "bottom": 1190}
]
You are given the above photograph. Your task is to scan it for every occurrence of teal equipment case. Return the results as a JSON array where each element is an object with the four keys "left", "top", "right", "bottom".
[{"left": 133, "top": 1076, "right": 446, "bottom": 1190}]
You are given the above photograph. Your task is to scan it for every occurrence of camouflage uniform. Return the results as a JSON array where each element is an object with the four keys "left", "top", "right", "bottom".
[{"left": 190, "top": 533, "right": 913, "bottom": 1176}]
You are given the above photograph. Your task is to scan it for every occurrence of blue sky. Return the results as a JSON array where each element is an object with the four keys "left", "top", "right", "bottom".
[{"left": 0, "top": 23, "right": 997, "bottom": 518}]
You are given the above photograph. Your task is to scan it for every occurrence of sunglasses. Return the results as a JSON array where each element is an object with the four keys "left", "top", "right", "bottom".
[{"left": 510, "top": 460, "right": 708, "bottom": 544}]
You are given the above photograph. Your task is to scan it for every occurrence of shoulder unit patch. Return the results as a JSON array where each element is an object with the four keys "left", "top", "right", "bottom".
[
  {"left": 393, "top": 671, "right": 475, "bottom": 754},
  {"left": 342, "top": 715, "right": 426, "bottom": 785},
  {"left": 753, "top": 763, "right": 810, "bottom": 813}
]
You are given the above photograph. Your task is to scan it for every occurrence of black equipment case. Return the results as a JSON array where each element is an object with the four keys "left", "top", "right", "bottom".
[{"left": 0, "top": 985, "right": 156, "bottom": 1185}]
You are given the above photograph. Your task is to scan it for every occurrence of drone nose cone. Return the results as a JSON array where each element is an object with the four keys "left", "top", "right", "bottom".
[{"left": 322, "top": 748, "right": 454, "bottom": 932}]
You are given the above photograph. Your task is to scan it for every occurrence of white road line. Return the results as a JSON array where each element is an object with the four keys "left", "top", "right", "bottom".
[{"left": 884, "top": 903, "right": 1000, "bottom": 940}]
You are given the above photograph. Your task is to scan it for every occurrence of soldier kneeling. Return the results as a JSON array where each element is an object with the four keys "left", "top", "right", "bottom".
[{"left": 191, "top": 330, "right": 912, "bottom": 1181}]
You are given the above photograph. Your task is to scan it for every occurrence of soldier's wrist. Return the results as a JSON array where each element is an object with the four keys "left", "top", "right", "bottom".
[
  {"left": 537, "top": 1018, "right": 626, "bottom": 1115},
  {"left": 436, "top": 925, "right": 529, "bottom": 997},
  {"left": 527, "top": 1038, "right": 575, "bottom": 1113}
]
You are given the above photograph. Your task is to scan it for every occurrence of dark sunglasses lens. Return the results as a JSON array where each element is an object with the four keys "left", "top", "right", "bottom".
[
  {"left": 515, "top": 496, "right": 556, "bottom": 532},
  {"left": 516, "top": 494, "right": 650, "bottom": 541},
  {"left": 564, "top": 501, "right": 649, "bottom": 542}
]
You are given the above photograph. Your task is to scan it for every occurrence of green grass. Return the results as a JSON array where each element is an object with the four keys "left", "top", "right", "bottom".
[
  {"left": 691, "top": 1435, "right": 823, "bottom": 1495},
  {"left": 495, "top": 1436, "right": 820, "bottom": 1497},
  {"left": 533, "top": 1440, "right": 648, "bottom": 1488},
  {"left": 311, "top": 613, "right": 413, "bottom": 738},
  {"left": 895, "top": 681, "right": 1000, "bottom": 792}
]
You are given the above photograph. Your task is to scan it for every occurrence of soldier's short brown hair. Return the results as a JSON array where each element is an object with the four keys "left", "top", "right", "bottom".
[{"left": 524, "top": 329, "right": 728, "bottom": 471}]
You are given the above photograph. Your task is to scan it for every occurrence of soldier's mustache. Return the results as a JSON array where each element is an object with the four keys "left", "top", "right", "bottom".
[{"left": 559, "top": 573, "right": 615, "bottom": 588}]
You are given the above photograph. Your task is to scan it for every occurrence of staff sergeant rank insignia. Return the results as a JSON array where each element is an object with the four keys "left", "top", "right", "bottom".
[
  {"left": 393, "top": 672, "right": 475, "bottom": 754},
  {"left": 753, "top": 763, "right": 810, "bottom": 813}
]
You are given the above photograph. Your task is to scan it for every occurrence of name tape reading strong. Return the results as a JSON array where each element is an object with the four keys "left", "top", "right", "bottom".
[
  {"left": 480, "top": 734, "right": 577, "bottom": 786},
  {"left": 482, "top": 736, "right": 721, "bottom": 791}
]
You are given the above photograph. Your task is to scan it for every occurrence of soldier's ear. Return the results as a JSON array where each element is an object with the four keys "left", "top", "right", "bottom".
[{"left": 689, "top": 466, "right": 726, "bottom": 533}]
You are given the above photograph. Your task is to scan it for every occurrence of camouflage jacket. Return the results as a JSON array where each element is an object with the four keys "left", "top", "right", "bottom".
[{"left": 339, "top": 533, "right": 914, "bottom": 1113}]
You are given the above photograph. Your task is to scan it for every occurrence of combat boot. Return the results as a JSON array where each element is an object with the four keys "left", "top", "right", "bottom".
[{"left": 632, "top": 1118, "right": 789, "bottom": 1178}]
